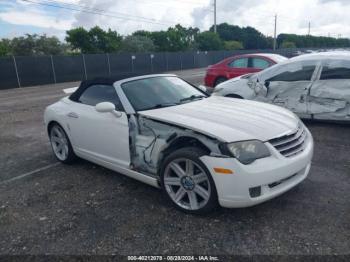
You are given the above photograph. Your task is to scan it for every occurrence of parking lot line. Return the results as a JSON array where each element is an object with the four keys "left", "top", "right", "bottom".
[{"left": 0, "top": 162, "right": 60, "bottom": 185}]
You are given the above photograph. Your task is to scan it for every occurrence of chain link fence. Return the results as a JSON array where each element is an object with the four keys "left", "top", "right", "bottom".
[{"left": 0, "top": 48, "right": 335, "bottom": 90}]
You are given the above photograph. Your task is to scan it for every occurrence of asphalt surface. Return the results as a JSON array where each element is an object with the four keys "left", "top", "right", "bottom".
[{"left": 0, "top": 68, "right": 349, "bottom": 256}]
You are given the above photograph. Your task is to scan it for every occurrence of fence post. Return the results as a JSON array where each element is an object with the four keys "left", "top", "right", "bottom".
[
  {"left": 50, "top": 55, "right": 57, "bottom": 84},
  {"left": 106, "top": 53, "right": 111, "bottom": 76},
  {"left": 12, "top": 56, "right": 21, "bottom": 88},
  {"left": 166, "top": 52, "right": 169, "bottom": 71},
  {"left": 180, "top": 53, "right": 183, "bottom": 71},
  {"left": 131, "top": 55, "right": 136, "bottom": 72},
  {"left": 82, "top": 54, "right": 87, "bottom": 80},
  {"left": 193, "top": 52, "right": 196, "bottom": 68},
  {"left": 150, "top": 54, "right": 154, "bottom": 72}
]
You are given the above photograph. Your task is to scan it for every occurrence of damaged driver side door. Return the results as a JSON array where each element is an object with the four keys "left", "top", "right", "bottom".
[{"left": 258, "top": 61, "right": 318, "bottom": 118}]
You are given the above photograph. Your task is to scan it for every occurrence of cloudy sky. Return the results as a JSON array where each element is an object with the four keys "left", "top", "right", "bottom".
[{"left": 0, "top": 0, "right": 349, "bottom": 40}]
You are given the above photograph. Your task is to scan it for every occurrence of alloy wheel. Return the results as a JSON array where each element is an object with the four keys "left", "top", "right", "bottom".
[
  {"left": 163, "top": 158, "right": 211, "bottom": 210},
  {"left": 50, "top": 125, "right": 69, "bottom": 161}
]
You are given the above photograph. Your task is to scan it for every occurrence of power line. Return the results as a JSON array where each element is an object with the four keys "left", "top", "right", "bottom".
[
  {"left": 20, "top": 0, "right": 192, "bottom": 27},
  {"left": 31, "top": 0, "right": 188, "bottom": 25},
  {"left": 133, "top": 0, "right": 205, "bottom": 5},
  {"left": 134, "top": 0, "right": 206, "bottom": 5}
]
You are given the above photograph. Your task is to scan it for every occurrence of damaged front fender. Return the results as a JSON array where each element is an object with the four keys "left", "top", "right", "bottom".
[{"left": 128, "top": 115, "right": 224, "bottom": 176}]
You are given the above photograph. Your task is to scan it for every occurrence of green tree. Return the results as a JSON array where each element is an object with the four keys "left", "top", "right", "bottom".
[
  {"left": 281, "top": 41, "right": 296, "bottom": 48},
  {"left": 241, "top": 26, "right": 270, "bottom": 49},
  {"left": 66, "top": 26, "right": 122, "bottom": 53},
  {"left": 210, "top": 23, "right": 243, "bottom": 41},
  {"left": 11, "top": 34, "right": 36, "bottom": 56},
  {"left": 210, "top": 23, "right": 271, "bottom": 49},
  {"left": 133, "top": 25, "right": 199, "bottom": 52},
  {"left": 36, "top": 35, "right": 68, "bottom": 55},
  {"left": 66, "top": 27, "right": 91, "bottom": 53},
  {"left": 10, "top": 34, "right": 66, "bottom": 56},
  {"left": 147, "top": 31, "right": 169, "bottom": 51},
  {"left": 277, "top": 33, "right": 350, "bottom": 48},
  {"left": 132, "top": 30, "right": 153, "bottom": 38},
  {"left": 196, "top": 31, "right": 223, "bottom": 51},
  {"left": 166, "top": 24, "right": 199, "bottom": 51},
  {"left": 224, "top": 40, "right": 243, "bottom": 50},
  {"left": 121, "top": 35, "right": 155, "bottom": 52},
  {"left": 0, "top": 39, "right": 11, "bottom": 56}
]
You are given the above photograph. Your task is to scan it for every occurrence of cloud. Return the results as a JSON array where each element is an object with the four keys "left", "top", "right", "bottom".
[
  {"left": 319, "top": 0, "right": 350, "bottom": 4},
  {"left": 191, "top": 0, "right": 350, "bottom": 38},
  {"left": 1, "top": 0, "right": 350, "bottom": 39},
  {"left": 71, "top": 0, "right": 208, "bottom": 34},
  {"left": 0, "top": 0, "right": 74, "bottom": 33},
  {"left": 0, "top": 10, "right": 73, "bottom": 30}
]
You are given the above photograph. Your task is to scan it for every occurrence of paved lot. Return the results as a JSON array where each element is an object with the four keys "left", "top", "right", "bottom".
[{"left": 0, "top": 68, "right": 349, "bottom": 256}]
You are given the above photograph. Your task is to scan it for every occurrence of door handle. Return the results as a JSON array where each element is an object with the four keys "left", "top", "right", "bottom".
[{"left": 67, "top": 112, "right": 79, "bottom": 118}]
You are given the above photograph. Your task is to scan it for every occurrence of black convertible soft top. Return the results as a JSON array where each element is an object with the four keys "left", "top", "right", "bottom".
[{"left": 69, "top": 73, "right": 139, "bottom": 102}]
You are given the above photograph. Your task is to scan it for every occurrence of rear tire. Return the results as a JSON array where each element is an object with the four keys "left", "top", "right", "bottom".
[
  {"left": 49, "top": 123, "right": 77, "bottom": 164},
  {"left": 214, "top": 77, "right": 228, "bottom": 87},
  {"left": 160, "top": 147, "right": 218, "bottom": 214}
]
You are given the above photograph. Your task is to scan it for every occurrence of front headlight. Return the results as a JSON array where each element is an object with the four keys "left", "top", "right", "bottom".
[{"left": 220, "top": 140, "right": 271, "bottom": 165}]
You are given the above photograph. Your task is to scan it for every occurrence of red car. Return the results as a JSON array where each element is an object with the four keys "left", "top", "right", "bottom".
[{"left": 204, "top": 53, "right": 287, "bottom": 88}]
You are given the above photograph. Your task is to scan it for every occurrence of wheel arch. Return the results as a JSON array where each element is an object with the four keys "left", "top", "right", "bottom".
[
  {"left": 225, "top": 94, "right": 244, "bottom": 99},
  {"left": 157, "top": 136, "right": 211, "bottom": 174},
  {"left": 214, "top": 76, "right": 228, "bottom": 86},
  {"left": 46, "top": 120, "right": 62, "bottom": 135},
  {"left": 47, "top": 120, "right": 71, "bottom": 142}
]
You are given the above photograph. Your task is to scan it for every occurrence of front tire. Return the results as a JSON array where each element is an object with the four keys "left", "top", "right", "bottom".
[
  {"left": 49, "top": 123, "right": 77, "bottom": 164},
  {"left": 160, "top": 147, "right": 218, "bottom": 214}
]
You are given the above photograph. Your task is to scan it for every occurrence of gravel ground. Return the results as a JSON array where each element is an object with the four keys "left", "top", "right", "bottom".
[{"left": 0, "top": 68, "right": 349, "bottom": 256}]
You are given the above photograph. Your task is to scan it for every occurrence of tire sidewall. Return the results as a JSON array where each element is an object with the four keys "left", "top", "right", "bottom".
[{"left": 49, "top": 123, "right": 76, "bottom": 164}]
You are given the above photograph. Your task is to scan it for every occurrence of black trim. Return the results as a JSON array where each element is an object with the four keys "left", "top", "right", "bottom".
[{"left": 69, "top": 74, "right": 139, "bottom": 102}]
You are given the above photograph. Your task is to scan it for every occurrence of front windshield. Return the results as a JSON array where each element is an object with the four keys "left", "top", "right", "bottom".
[{"left": 121, "top": 76, "right": 207, "bottom": 111}]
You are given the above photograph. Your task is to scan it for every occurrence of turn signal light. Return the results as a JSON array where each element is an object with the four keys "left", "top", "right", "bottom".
[{"left": 213, "top": 168, "right": 234, "bottom": 174}]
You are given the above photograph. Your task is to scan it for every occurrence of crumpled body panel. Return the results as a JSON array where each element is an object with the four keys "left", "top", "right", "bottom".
[
  {"left": 310, "top": 80, "right": 350, "bottom": 101},
  {"left": 309, "top": 80, "right": 350, "bottom": 119}
]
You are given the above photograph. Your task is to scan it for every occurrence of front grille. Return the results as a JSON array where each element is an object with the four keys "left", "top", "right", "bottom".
[{"left": 269, "top": 124, "right": 307, "bottom": 158}]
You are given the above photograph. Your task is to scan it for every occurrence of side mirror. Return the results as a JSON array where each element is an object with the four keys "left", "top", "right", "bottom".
[
  {"left": 95, "top": 102, "right": 115, "bottom": 113},
  {"left": 265, "top": 81, "right": 270, "bottom": 88}
]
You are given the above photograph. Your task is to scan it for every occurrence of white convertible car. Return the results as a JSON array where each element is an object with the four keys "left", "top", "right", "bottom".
[
  {"left": 44, "top": 74, "right": 313, "bottom": 214},
  {"left": 213, "top": 51, "right": 350, "bottom": 122}
]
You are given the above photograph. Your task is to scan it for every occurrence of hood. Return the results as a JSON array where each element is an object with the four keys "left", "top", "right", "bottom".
[
  {"left": 215, "top": 74, "right": 253, "bottom": 91},
  {"left": 219, "top": 74, "right": 251, "bottom": 85},
  {"left": 139, "top": 96, "right": 299, "bottom": 142}
]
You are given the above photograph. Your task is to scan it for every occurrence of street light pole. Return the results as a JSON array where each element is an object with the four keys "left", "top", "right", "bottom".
[
  {"left": 273, "top": 14, "right": 277, "bottom": 50},
  {"left": 214, "top": 0, "right": 217, "bottom": 33}
]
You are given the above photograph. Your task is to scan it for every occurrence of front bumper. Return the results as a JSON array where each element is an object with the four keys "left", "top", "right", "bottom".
[{"left": 200, "top": 128, "right": 314, "bottom": 208}]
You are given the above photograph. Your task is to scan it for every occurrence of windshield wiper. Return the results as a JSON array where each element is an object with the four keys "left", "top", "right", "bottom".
[
  {"left": 143, "top": 103, "right": 178, "bottom": 111},
  {"left": 180, "top": 95, "right": 206, "bottom": 103}
]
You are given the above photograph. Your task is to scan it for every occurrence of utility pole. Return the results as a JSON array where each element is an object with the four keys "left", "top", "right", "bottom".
[
  {"left": 308, "top": 21, "right": 311, "bottom": 36},
  {"left": 214, "top": 0, "right": 217, "bottom": 33},
  {"left": 273, "top": 14, "right": 277, "bottom": 50}
]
